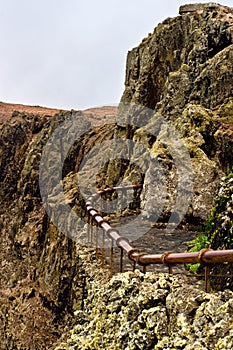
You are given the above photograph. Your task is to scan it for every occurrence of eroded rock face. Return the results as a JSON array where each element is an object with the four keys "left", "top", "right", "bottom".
[
  {"left": 110, "top": 2, "right": 233, "bottom": 224},
  {"left": 0, "top": 109, "right": 115, "bottom": 349},
  {"left": 0, "top": 111, "right": 49, "bottom": 201},
  {"left": 55, "top": 271, "right": 233, "bottom": 350},
  {"left": 122, "top": 3, "right": 233, "bottom": 108}
]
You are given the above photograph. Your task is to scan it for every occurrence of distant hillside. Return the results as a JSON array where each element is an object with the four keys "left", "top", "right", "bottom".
[{"left": 0, "top": 101, "right": 117, "bottom": 126}]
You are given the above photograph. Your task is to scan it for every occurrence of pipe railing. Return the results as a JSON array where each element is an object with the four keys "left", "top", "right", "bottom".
[{"left": 85, "top": 185, "right": 233, "bottom": 292}]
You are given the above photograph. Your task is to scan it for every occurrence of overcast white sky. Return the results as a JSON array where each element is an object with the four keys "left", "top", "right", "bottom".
[{"left": 0, "top": 0, "right": 232, "bottom": 110}]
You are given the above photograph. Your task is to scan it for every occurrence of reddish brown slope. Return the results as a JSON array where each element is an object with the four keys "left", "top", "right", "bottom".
[{"left": 0, "top": 101, "right": 117, "bottom": 126}]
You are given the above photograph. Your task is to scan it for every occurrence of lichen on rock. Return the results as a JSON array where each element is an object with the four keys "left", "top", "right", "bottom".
[{"left": 55, "top": 271, "right": 233, "bottom": 350}]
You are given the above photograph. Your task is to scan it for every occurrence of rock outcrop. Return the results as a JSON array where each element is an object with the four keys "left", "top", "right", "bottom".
[
  {"left": 55, "top": 271, "right": 233, "bottom": 350},
  {"left": 111, "top": 2, "right": 233, "bottom": 224}
]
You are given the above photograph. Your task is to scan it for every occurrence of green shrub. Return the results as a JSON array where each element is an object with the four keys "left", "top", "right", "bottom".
[{"left": 186, "top": 233, "right": 210, "bottom": 273}]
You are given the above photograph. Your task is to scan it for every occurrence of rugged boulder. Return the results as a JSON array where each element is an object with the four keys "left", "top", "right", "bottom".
[{"left": 55, "top": 270, "right": 233, "bottom": 350}]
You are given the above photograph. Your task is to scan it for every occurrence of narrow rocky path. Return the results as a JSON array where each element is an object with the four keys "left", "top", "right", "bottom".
[
  {"left": 91, "top": 212, "right": 206, "bottom": 289},
  {"left": 109, "top": 227, "right": 197, "bottom": 273}
]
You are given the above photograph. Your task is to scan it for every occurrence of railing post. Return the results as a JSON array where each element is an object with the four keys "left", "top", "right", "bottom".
[
  {"left": 110, "top": 239, "right": 114, "bottom": 277},
  {"left": 95, "top": 224, "right": 99, "bottom": 259},
  {"left": 132, "top": 260, "right": 136, "bottom": 272},
  {"left": 101, "top": 229, "right": 105, "bottom": 268},
  {"left": 205, "top": 266, "right": 211, "bottom": 293},
  {"left": 87, "top": 213, "right": 91, "bottom": 243},
  {"left": 162, "top": 251, "right": 174, "bottom": 275},
  {"left": 91, "top": 216, "right": 94, "bottom": 244},
  {"left": 120, "top": 247, "right": 124, "bottom": 273}
]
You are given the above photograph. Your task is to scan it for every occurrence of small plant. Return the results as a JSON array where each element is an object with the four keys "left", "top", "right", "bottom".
[
  {"left": 186, "top": 232, "right": 210, "bottom": 274},
  {"left": 187, "top": 232, "right": 210, "bottom": 252}
]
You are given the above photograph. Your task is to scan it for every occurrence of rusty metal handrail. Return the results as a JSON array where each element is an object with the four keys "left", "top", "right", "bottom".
[{"left": 85, "top": 185, "right": 233, "bottom": 292}]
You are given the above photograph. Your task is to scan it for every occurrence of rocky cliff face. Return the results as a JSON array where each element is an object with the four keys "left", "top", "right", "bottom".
[
  {"left": 122, "top": 3, "right": 233, "bottom": 110},
  {"left": 0, "top": 3, "right": 233, "bottom": 350},
  {"left": 109, "top": 2, "right": 233, "bottom": 224},
  {"left": 0, "top": 107, "right": 116, "bottom": 349}
]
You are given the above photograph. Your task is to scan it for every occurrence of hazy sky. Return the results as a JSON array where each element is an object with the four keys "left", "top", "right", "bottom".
[{"left": 0, "top": 0, "right": 232, "bottom": 110}]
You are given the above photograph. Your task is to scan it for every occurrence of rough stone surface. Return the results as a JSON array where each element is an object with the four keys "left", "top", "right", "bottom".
[
  {"left": 206, "top": 173, "right": 233, "bottom": 290},
  {"left": 106, "top": 2, "right": 233, "bottom": 224},
  {"left": 0, "top": 109, "right": 115, "bottom": 349},
  {"left": 55, "top": 271, "right": 233, "bottom": 350}
]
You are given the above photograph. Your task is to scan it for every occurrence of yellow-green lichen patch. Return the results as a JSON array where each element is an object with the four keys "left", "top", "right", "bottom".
[{"left": 55, "top": 272, "right": 233, "bottom": 350}]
